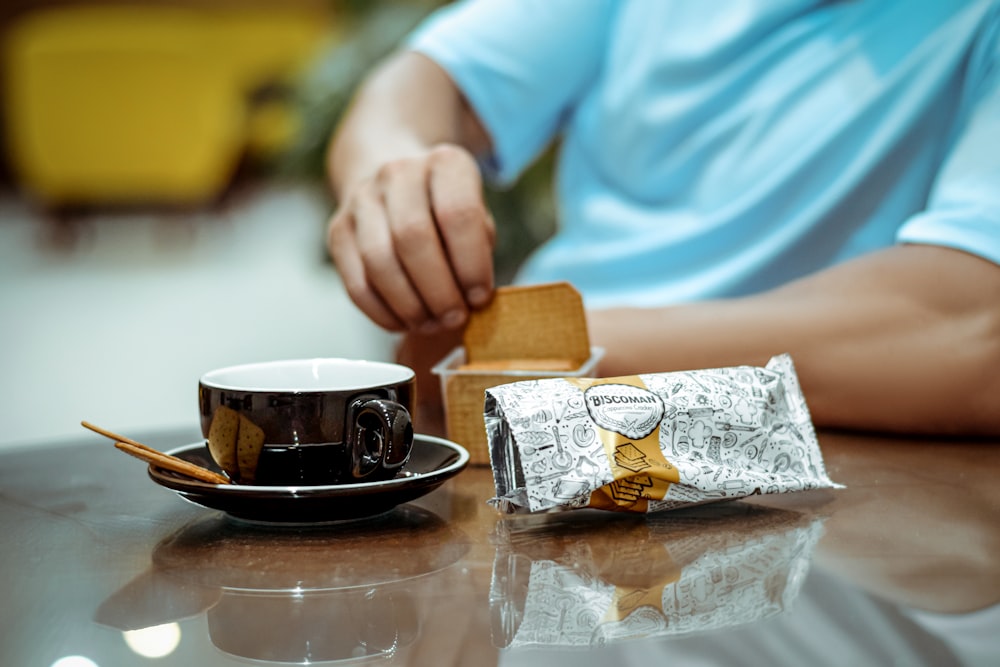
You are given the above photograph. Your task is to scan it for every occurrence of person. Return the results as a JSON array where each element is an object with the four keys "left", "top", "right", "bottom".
[{"left": 325, "top": 0, "right": 1000, "bottom": 436}]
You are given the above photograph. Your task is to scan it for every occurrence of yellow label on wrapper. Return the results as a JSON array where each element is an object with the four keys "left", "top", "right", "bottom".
[{"left": 567, "top": 376, "right": 679, "bottom": 512}]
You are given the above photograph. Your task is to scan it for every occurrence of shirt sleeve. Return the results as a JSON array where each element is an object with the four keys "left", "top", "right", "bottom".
[
  {"left": 896, "top": 6, "right": 1000, "bottom": 266},
  {"left": 407, "top": 0, "right": 615, "bottom": 185}
]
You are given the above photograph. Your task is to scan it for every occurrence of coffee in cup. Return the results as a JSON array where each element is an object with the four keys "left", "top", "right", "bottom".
[{"left": 198, "top": 358, "right": 414, "bottom": 485}]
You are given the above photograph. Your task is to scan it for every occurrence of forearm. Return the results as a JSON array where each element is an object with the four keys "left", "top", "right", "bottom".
[
  {"left": 588, "top": 245, "right": 1000, "bottom": 435},
  {"left": 327, "top": 50, "right": 489, "bottom": 199},
  {"left": 325, "top": 50, "right": 497, "bottom": 333}
]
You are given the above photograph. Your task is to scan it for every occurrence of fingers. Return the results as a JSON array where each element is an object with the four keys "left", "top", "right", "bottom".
[
  {"left": 353, "top": 184, "right": 436, "bottom": 330},
  {"left": 427, "top": 146, "right": 495, "bottom": 308},
  {"left": 327, "top": 144, "right": 495, "bottom": 333},
  {"left": 381, "top": 156, "right": 469, "bottom": 329},
  {"left": 327, "top": 202, "right": 406, "bottom": 331}
]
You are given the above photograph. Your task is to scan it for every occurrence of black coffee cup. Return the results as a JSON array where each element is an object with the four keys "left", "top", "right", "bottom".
[{"left": 198, "top": 358, "right": 414, "bottom": 485}]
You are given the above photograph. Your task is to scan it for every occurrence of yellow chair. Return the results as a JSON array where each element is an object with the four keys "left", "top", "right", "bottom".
[{"left": 2, "top": 4, "right": 329, "bottom": 206}]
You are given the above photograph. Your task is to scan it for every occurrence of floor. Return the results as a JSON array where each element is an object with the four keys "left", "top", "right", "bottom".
[{"left": 0, "top": 182, "right": 396, "bottom": 450}]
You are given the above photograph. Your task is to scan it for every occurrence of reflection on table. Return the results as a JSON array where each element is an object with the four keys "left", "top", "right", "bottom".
[
  {"left": 96, "top": 505, "right": 470, "bottom": 664},
  {"left": 0, "top": 429, "right": 997, "bottom": 666},
  {"left": 491, "top": 503, "right": 823, "bottom": 648}
]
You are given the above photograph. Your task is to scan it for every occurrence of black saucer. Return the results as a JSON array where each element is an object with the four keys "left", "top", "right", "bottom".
[{"left": 148, "top": 435, "right": 469, "bottom": 524}]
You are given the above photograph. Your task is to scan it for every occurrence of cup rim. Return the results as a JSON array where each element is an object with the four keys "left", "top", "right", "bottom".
[{"left": 199, "top": 358, "right": 415, "bottom": 393}]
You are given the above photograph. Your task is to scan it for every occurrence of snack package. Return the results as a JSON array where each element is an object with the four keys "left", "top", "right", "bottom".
[
  {"left": 434, "top": 281, "right": 600, "bottom": 464},
  {"left": 485, "top": 354, "right": 841, "bottom": 514}
]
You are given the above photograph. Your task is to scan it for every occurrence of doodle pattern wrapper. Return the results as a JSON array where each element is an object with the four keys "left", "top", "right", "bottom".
[{"left": 484, "top": 354, "right": 842, "bottom": 514}]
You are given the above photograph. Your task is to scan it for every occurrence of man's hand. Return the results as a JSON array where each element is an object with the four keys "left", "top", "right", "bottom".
[{"left": 327, "top": 143, "right": 495, "bottom": 333}]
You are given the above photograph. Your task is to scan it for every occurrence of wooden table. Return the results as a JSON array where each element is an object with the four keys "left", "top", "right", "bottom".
[{"left": 1, "top": 428, "right": 997, "bottom": 666}]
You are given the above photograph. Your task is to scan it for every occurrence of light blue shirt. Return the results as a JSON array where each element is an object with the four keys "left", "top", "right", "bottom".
[{"left": 410, "top": 0, "right": 1000, "bottom": 308}]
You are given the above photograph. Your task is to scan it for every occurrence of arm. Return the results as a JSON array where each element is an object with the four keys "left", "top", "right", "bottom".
[
  {"left": 588, "top": 244, "right": 1000, "bottom": 435},
  {"left": 326, "top": 50, "right": 496, "bottom": 333},
  {"left": 327, "top": 0, "right": 613, "bottom": 334}
]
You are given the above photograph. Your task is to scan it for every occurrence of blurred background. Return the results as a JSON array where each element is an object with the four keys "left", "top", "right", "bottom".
[{"left": 0, "top": 0, "right": 555, "bottom": 450}]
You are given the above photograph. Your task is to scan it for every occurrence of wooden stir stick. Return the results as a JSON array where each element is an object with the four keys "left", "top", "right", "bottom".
[{"left": 81, "top": 421, "right": 230, "bottom": 485}]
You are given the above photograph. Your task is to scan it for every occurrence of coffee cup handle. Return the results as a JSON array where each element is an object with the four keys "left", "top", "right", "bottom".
[{"left": 347, "top": 397, "right": 413, "bottom": 479}]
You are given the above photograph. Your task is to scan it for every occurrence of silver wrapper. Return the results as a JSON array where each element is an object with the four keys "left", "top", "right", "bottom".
[{"left": 484, "top": 354, "right": 841, "bottom": 514}]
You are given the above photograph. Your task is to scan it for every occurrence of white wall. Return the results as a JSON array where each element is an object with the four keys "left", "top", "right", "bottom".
[{"left": 0, "top": 183, "right": 396, "bottom": 449}]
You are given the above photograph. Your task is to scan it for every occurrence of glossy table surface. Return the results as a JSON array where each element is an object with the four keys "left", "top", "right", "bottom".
[{"left": 1, "top": 428, "right": 998, "bottom": 667}]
